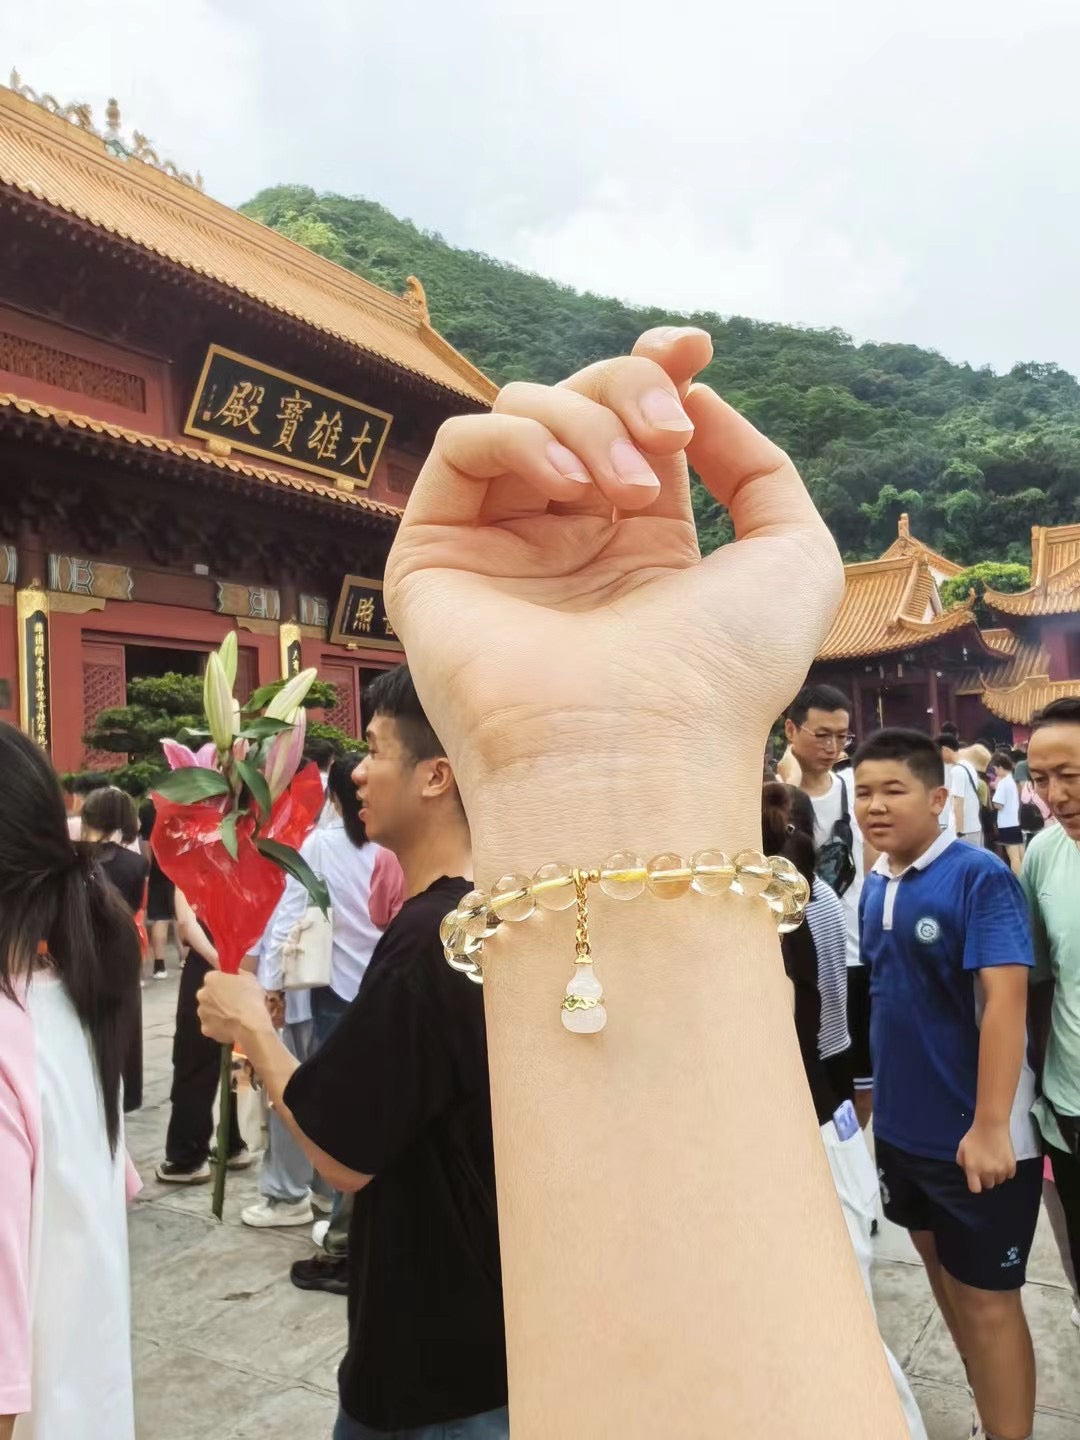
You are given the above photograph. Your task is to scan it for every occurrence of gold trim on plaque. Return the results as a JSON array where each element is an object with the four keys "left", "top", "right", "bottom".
[
  {"left": 183, "top": 344, "right": 393, "bottom": 491},
  {"left": 15, "top": 582, "right": 49, "bottom": 744},
  {"left": 278, "top": 621, "right": 303, "bottom": 676}
]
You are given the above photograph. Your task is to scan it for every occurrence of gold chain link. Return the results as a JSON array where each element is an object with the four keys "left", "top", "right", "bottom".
[{"left": 572, "top": 868, "right": 600, "bottom": 963}]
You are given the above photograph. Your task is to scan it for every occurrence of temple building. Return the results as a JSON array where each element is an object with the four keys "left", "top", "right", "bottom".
[
  {"left": 0, "top": 75, "right": 496, "bottom": 773},
  {"left": 811, "top": 515, "right": 1080, "bottom": 744}
]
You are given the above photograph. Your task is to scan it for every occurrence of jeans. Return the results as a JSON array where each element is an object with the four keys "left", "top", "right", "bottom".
[
  {"left": 332, "top": 1406, "right": 509, "bottom": 1440},
  {"left": 259, "top": 1019, "right": 330, "bottom": 1203}
]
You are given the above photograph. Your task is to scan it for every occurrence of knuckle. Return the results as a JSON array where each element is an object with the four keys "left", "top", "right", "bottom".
[{"left": 493, "top": 380, "right": 544, "bottom": 414}]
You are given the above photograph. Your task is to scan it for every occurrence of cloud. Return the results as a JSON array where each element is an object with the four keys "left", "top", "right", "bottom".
[{"left": 5, "top": 0, "right": 1080, "bottom": 373}]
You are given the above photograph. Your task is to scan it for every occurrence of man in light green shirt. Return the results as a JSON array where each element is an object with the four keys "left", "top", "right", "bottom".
[{"left": 1023, "top": 698, "right": 1080, "bottom": 1321}]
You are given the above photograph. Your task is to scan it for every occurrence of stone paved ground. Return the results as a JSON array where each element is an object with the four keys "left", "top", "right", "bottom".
[{"left": 128, "top": 969, "right": 1080, "bottom": 1439}]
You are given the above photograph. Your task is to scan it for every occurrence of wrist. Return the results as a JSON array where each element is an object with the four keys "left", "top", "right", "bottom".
[
  {"left": 463, "top": 749, "right": 764, "bottom": 879},
  {"left": 240, "top": 1008, "right": 275, "bottom": 1052},
  {"left": 971, "top": 1113, "right": 1010, "bottom": 1133}
]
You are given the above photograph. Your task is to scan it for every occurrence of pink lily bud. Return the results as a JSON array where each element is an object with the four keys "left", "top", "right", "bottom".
[
  {"left": 232, "top": 737, "right": 251, "bottom": 763},
  {"left": 161, "top": 739, "right": 199, "bottom": 770},
  {"left": 265, "top": 708, "right": 308, "bottom": 801}
]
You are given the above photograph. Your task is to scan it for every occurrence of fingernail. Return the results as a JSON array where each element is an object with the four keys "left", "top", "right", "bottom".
[
  {"left": 546, "top": 441, "right": 591, "bottom": 484},
  {"left": 610, "top": 438, "right": 660, "bottom": 488},
  {"left": 639, "top": 387, "right": 694, "bottom": 432}
]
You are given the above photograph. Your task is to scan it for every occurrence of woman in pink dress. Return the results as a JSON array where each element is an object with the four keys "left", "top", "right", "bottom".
[{"left": 0, "top": 722, "right": 141, "bottom": 1440}]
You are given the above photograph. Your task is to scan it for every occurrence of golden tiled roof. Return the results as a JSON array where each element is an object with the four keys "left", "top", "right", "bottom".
[
  {"left": 0, "top": 86, "right": 497, "bottom": 407},
  {"left": 878, "top": 513, "right": 964, "bottom": 578},
  {"left": 984, "top": 637, "right": 1048, "bottom": 691},
  {"left": 817, "top": 555, "right": 979, "bottom": 661},
  {"left": 982, "top": 674, "right": 1080, "bottom": 724},
  {"left": 0, "top": 393, "right": 403, "bottom": 520},
  {"left": 980, "top": 628, "right": 1019, "bottom": 656},
  {"left": 984, "top": 524, "right": 1080, "bottom": 617}
]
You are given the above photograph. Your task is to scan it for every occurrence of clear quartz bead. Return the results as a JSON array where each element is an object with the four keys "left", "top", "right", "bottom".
[
  {"left": 561, "top": 963, "right": 607, "bottom": 1033},
  {"left": 763, "top": 856, "right": 803, "bottom": 908},
  {"left": 446, "top": 921, "right": 483, "bottom": 967},
  {"left": 532, "top": 861, "right": 577, "bottom": 911},
  {"left": 646, "top": 852, "right": 691, "bottom": 899},
  {"left": 458, "top": 889, "right": 492, "bottom": 939},
  {"left": 731, "top": 849, "right": 771, "bottom": 897},
  {"left": 491, "top": 873, "right": 536, "bottom": 922},
  {"left": 691, "top": 849, "right": 735, "bottom": 895},
  {"left": 599, "top": 851, "right": 647, "bottom": 900}
]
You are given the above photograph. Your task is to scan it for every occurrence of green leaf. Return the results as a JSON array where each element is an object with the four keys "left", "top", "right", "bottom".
[
  {"left": 153, "top": 767, "right": 230, "bottom": 803},
  {"left": 236, "top": 717, "right": 294, "bottom": 741},
  {"left": 219, "top": 810, "right": 242, "bottom": 861},
  {"left": 245, "top": 680, "right": 287, "bottom": 713},
  {"left": 236, "top": 759, "right": 272, "bottom": 818},
  {"left": 255, "top": 838, "right": 330, "bottom": 915}
]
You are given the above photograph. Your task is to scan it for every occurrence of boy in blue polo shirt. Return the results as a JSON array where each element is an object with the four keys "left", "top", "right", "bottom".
[{"left": 854, "top": 729, "right": 1040, "bottom": 1440}]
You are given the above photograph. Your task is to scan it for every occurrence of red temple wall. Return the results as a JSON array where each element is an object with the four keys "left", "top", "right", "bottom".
[
  {"left": 0, "top": 303, "right": 426, "bottom": 514},
  {"left": 48, "top": 603, "right": 280, "bottom": 775}
]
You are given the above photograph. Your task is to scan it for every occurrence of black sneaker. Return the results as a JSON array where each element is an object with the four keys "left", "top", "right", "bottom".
[
  {"left": 153, "top": 961, "right": 167, "bottom": 979},
  {"left": 290, "top": 1253, "right": 349, "bottom": 1296},
  {"left": 155, "top": 1159, "right": 211, "bottom": 1184}
]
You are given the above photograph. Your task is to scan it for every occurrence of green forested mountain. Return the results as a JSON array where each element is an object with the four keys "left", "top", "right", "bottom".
[{"left": 241, "top": 185, "right": 1080, "bottom": 563}]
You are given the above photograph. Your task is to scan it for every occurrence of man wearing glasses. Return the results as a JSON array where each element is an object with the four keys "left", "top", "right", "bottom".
[{"left": 783, "top": 685, "right": 875, "bottom": 1128}]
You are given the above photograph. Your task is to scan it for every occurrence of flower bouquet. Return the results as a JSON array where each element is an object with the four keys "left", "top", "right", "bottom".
[{"left": 151, "top": 633, "right": 329, "bottom": 1217}]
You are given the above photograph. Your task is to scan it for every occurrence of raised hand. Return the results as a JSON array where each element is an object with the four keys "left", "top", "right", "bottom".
[{"left": 385, "top": 327, "right": 841, "bottom": 836}]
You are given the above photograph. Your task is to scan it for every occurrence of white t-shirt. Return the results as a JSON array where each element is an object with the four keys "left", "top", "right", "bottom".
[
  {"left": 939, "top": 762, "right": 955, "bottom": 832},
  {"left": 809, "top": 769, "right": 864, "bottom": 969},
  {"left": 0, "top": 973, "right": 137, "bottom": 1438},
  {"left": 262, "top": 820, "right": 384, "bottom": 1004},
  {"left": 995, "top": 773, "right": 1020, "bottom": 829},
  {"left": 950, "top": 759, "right": 982, "bottom": 836}
]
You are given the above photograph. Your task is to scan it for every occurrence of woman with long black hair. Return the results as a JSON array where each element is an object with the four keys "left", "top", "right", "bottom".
[
  {"left": 0, "top": 722, "right": 141, "bottom": 1440},
  {"left": 81, "top": 787, "right": 149, "bottom": 1112}
]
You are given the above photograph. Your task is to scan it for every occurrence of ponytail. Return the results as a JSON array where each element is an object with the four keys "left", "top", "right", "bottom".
[
  {"left": 0, "top": 724, "right": 140, "bottom": 1153},
  {"left": 762, "top": 781, "right": 817, "bottom": 886}
]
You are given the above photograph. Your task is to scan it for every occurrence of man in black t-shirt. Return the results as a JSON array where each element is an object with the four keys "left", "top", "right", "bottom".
[{"left": 197, "top": 667, "right": 508, "bottom": 1439}]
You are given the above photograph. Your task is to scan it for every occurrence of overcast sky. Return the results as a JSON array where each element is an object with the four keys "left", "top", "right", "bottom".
[{"left": 5, "top": 0, "right": 1079, "bottom": 375}]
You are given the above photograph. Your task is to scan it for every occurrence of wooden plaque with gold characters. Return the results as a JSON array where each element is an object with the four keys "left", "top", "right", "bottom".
[
  {"left": 330, "top": 575, "right": 403, "bottom": 653},
  {"left": 184, "top": 346, "right": 392, "bottom": 490}
]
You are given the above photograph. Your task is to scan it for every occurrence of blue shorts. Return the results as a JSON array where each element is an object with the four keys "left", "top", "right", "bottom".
[{"left": 876, "top": 1137, "right": 1041, "bottom": 1291}]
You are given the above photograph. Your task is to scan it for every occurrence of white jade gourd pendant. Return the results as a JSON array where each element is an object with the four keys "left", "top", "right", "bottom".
[{"left": 560, "top": 961, "right": 607, "bottom": 1033}]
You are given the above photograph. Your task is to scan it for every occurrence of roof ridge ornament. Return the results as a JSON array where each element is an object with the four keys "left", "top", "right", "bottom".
[
  {"left": 8, "top": 68, "right": 94, "bottom": 132},
  {"left": 402, "top": 275, "right": 430, "bottom": 323},
  {"left": 8, "top": 69, "right": 204, "bottom": 191}
]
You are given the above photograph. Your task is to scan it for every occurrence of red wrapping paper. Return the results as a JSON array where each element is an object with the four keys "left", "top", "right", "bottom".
[{"left": 151, "top": 762, "right": 325, "bottom": 974}]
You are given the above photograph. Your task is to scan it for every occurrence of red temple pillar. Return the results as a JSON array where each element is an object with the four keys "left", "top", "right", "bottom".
[{"left": 927, "top": 668, "right": 940, "bottom": 733}]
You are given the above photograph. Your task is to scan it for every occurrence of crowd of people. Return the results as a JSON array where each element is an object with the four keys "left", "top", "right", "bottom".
[{"left": 2, "top": 329, "right": 1079, "bottom": 1440}]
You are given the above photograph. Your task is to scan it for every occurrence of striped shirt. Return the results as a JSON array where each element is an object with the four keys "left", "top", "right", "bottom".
[{"left": 806, "top": 878, "right": 850, "bottom": 1060}]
